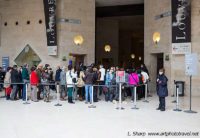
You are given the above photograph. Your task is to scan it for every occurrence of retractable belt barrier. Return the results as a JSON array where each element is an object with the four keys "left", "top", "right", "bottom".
[{"left": 0, "top": 82, "right": 149, "bottom": 110}]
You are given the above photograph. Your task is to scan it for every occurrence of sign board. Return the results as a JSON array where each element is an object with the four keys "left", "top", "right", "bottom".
[
  {"left": 185, "top": 53, "right": 198, "bottom": 76},
  {"left": 116, "top": 71, "right": 125, "bottom": 83},
  {"left": 172, "top": 43, "right": 191, "bottom": 54},
  {"left": 47, "top": 46, "right": 57, "bottom": 56},
  {"left": 171, "top": 0, "right": 191, "bottom": 55},
  {"left": 2, "top": 57, "right": 9, "bottom": 71}
]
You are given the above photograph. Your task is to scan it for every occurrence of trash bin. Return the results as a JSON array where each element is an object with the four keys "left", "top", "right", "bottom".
[{"left": 175, "top": 81, "right": 185, "bottom": 96}]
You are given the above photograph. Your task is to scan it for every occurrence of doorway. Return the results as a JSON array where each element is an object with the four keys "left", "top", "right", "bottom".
[
  {"left": 156, "top": 53, "right": 164, "bottom": 74},
  {"left": 69, "top": 53, "right": 85, "bottom": 70}
]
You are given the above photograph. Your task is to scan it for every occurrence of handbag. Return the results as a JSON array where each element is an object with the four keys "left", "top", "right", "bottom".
[{"left": 70, "top": 71, "right": 77, "bottom": 83}]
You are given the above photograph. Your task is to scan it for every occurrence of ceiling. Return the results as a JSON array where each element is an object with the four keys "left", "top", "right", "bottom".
[{"left": 96, "top": 0, "right": 144, "bottom": 7}]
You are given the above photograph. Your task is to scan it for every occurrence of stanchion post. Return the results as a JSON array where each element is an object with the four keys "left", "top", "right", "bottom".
[
  {"left": 23, "top": 83, "right": 30, "bottom": 104},
  {"left": 131, "top": 86, "right": 139, "bottom": 110},
  {"left": 143, "top": 83, "right": 149, "bottom": 103},
  {"left": 55, "top": 84, "right": 62, "bottom": 106},
  {"left": 172, "top": 82, "right": 177, "bottom": 103},
  {"left": 184, "top": 76, "right": 197, "bottom": 114},
  {"left": 116, "top": 83, "right": 125, "bottom": 110},
  {"left": 173, "top": 86, "right": 182, "bottom": 112},
  {"left": 88, "top": 85, "right": 96, "bottom": 108}
]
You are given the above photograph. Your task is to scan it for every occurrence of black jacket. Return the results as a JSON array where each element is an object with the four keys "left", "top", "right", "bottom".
[
  {"left": 11, "top": 69, "right": 20, "bottom": 83},
  {"left": 157, "top": 74, "right": 168, "bottom": 97}
]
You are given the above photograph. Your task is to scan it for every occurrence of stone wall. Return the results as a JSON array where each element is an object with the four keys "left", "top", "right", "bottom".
[
  {"left": 0, "top": 0, "right": 95, "bottom": 69},
  {"left": 144, "top": 0, "right": 200, "bottom": 96}
]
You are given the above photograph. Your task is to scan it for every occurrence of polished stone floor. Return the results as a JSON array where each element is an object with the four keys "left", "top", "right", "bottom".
[{"left": 0, "top": 91, "right": 200, "bottom": 138}]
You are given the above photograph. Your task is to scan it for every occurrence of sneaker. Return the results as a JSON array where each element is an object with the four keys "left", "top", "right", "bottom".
[
  {"left": 156, "top": 107, "right": 161, "bottom": 110},
  {"left": 160, "top": 109, "right": 165, "bottom": 111}
]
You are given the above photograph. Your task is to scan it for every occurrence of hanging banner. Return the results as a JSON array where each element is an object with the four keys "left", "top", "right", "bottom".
[
  {"left": 171, "top": 0, "right": 191, "bottom": 54},
  {"left": 43, "top": 0, "right": 57, "bottom": 55}
]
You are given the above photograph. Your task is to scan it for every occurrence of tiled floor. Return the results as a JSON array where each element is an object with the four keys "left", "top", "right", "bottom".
[{"left": 0, "top": 91, "right": 200, "bottom": 138}]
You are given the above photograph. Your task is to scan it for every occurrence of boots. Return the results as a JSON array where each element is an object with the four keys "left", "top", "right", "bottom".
[{"left": 68, "top": 97, "right": 75, "bottom": 104}]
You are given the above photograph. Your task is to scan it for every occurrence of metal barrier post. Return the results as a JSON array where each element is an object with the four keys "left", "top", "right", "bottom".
[
  {"left": 143, "top": 83, "right": 149, "bottom": 103},
  {"left": 173, "top": 86, "right": 182, "bottom": 112},
  {"left": 88, "top": 85, "right": 96, "bottom": 108},
  {"left": 55, "top": 84, "right": 62, "bottom": 106},
  {"left": 23, "top": 83, "right": 30, "bottom": 104},
  {"left": 116, "top": 83, "right": 124, "bottom": 110},
  {"left": 131, "top": 86, "right": 139, "bottom": 110},
  {"left": 172, "top": 82, "right": 177, "bottom": 103}
]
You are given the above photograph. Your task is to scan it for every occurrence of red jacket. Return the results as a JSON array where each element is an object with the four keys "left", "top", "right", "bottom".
[{"left": 30, "top": 71, "right": 39, "bottom": 86}]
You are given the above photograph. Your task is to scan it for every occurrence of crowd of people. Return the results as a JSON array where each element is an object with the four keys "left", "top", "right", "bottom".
[{"left": 0, "top": 63, "right": 168, "bottom": 111}]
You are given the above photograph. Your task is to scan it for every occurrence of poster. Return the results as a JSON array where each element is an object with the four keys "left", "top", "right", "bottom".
[
  {"left": 2, "top": 57, "right": 9, "bottom": 71},
  {"left": 116, "top": 71, "right": 125, "bottom": 83},
  {"left": 171, "top": 0, "right": 191, "bottom": 54},
  {"left": 185, "top": 53, "right": 198, "bottom": 76}
]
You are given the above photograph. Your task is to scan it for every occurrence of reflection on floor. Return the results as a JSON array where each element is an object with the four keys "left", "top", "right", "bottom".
[{"left": 0, "top": 91, "right": 200, "bottom": 138}]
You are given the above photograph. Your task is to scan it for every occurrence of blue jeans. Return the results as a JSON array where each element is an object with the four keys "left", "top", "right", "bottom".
[
  {"left": 22, "top": 80, "right": 29, "bottom": 100},
  {"left": 85, "top": 85, "right": 92, "bottom": 103}
]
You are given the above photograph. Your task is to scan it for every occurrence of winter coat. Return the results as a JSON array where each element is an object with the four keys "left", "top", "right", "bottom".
[
  {"left": 4, "top": 72, "right": 11, "bottom": 88},
  {"left": 157, "top": 74, "right": 168, "bottom": 97},
  {"left": 128, "top": 73, "right": 139, "bottom": 85},
  {"left": 105, "top": 72, "right": 114, "bottom": 85},
  {"left": 11, "top": 69, "right": 20, "bottom": 83},
  {"left": 22, "top": 68, "right": 29, "bottom": 80},
  {"left": 55, "top": 68, "right": 62, "bottom": 82},
  {"left": 30, "top": 71, "right": 39, "bottom": 86},
  {"left": 84, "top": 71, "right": 94, "bottom": 85},
  {"left": 60, "top": 71, "right": 66, "bottom": 85},
  {"left": 41, "top": 72, "right": 50, "bottom": 84},
  {"left": 77, "top": 71, "right": 85, "bottom": 87}
]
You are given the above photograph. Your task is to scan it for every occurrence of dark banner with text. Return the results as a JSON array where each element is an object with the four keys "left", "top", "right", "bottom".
[
  {"left": 171, "top": 0, "right": 191, "bottom": 54},
  {"left": 43, "top": 0, "right": 57, "bottom": 55}
]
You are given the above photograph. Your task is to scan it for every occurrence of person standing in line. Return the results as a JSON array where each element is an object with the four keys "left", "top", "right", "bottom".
[
  {"left": 10, "top": 65, "right": 20, "bottom": 100},
  {"left": 99, "top": 65, "right": 105, "bottom": 96},
  {"left": 41, "top": 68, "right": 50, "bottom": 102},
  {"left": 17, "top": 66, "right": 23, "bottom": 99},
  {"left": 60, "top": 66, "right": 67, "bottom": 100},
  {"left": 156, "top": 68, "right": 168, "bottom": 111},
  {"left": 22, "top": 64, "right": 29, "bottom": 101},
  {"left": 66, "top": 65, "right": 76, "bottom": 104},
  {"left": 128, "top": 69, "right": 139, "bottom": 102},
  {"left": 36, "top": 64, "right": 43, "bottom": 100},
  {"left": 4, "top": 67, "right": 12, "bottom": 100},
  {"left": 0, "top": 67, "right": 5, "bottom": 92},
  {"left": 76, "top": 67, "right": 85, "bottom": 101},
  {"left": 55, "top": 66, "right": 62, "bottom": 84},
  {"left": 83, "top": 67, "right": 94, "bottom": 104},
  {"left": 30, "top": 66, "right": 39, "bottom": 102}
]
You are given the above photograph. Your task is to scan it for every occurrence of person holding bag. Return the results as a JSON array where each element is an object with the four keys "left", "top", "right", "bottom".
[
  {"left": 128, "top": 69, "right": 139, "bottom": 101},
  {"left": 66, "top": 65, "right": 77, "bottom": 104}
]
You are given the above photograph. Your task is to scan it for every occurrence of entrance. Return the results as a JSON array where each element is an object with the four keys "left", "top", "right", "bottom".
[
  {"left": 69, "top": 53, "right": 85, "bottom": 70},
  {"left": 156, "top": 53, "right": 164, "bottom": 74}
]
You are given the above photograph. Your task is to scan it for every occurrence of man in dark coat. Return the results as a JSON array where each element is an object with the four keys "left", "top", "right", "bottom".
[
  {"left": 10, "top": 65, "right": 20, "bottom": 100},
  {"left": 55, "top": 66, "right": 62, "bottom": 84},
  {"left": 156, "top": 68, "right": 168, "bottom": 111}
]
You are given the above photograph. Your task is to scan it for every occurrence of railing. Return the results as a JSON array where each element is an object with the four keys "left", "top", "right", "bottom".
[{"left": 0, "top": 82, "right": 150, "bottom": 109}]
